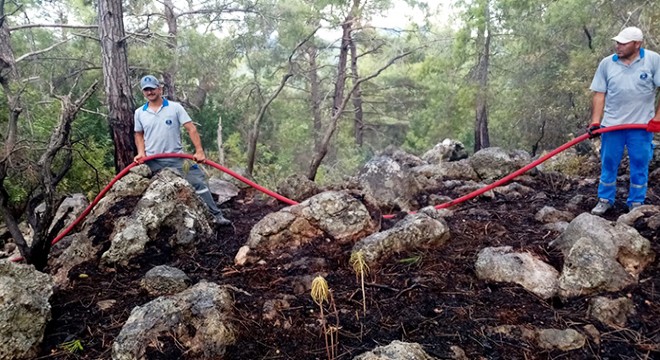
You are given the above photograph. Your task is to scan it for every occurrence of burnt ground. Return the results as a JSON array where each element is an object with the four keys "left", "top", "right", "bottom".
[{"left": 37, "top": 173, "right": 660, "bottom": 360}]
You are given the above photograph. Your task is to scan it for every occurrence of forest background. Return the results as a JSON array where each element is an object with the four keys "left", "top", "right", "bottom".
[{"left": 1, "top": 0, "right": 660, "bottom": 266}]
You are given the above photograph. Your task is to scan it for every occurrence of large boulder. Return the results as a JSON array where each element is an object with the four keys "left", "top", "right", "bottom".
[
  {"left": 90, "top": 165, "right": 153, "bottom": 219},
  {"left": 469, "top": 147, "right": 532, "bottom": 181},
  {"left": 358, "top": 156, "right": 420, "bottom": 212},
  {"left": 475, "top": 246, "right": 559, "bottom": 299},
  {"left": 47, "top": 167, "right": 153, "bottom": 288},
  {"left": 276, "top": 173, "right": 320, "bottom": 202},
  {"left": 380, "top": 146, "right": 425, "bottom": 169},
  {"left": 112, "top": 281, "right": 235, "bottom": 360},
  {"left": 550, "top": 213, "right": 655, "bottom": 298},
  {"left": 102, "top": 169, "right": 214, "bottom": 266},
  {"left": 236, "top": 191, "right": 379, "bottom": 266},
  {"left": 410, "top": 160, "right": 480, "bottom": 191},
  {"left": 352, "top": 213, "right": 450, "bottom": 267},
  {"left": 49, "top": 167, "right": 215, "bottom": 286},
  {"left": 0, "top": 262, "right": 54, "bottom": 360}
]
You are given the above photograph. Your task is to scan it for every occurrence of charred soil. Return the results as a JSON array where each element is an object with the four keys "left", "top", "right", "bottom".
[{"left": 39, "top": 175, "right": 660, "bottom": 360}]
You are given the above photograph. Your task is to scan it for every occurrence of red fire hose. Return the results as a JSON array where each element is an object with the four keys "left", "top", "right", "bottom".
[{"left": 9, "top": 124, "right": 649, "bottom": 262}]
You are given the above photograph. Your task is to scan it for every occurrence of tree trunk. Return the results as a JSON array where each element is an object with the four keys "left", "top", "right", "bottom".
[
  {"left": 0, "top": 6, "right": 17, "bottom": 82},
  {"left": 331, "top": 18, "right": 351, "bottom": 118},
  {"left": 306, "top": 44, "right": 322, "bottom": 151},
  {"left": 307, "top": 13, "right": 352, "bottom": 180},
  {"left": 246, "top": 72, "right": 292, "bottom": 177},
  {"left": 244, "top": 29, "right": 317, "bottom": 178},
  {"left": 162, "top": 0, "right": 179, "bottom": 101},
  {"left": 306, "top": 51, "right": 412, "bottom": 180},
  {"left": 1, "top": 81, "right": 98, "bottom": 270},
  {"left": 0, "top": 6, "right": 26, "bottom": 263},
  {"left": 349, "top": 35, "right": 364, "bottom": 147},
  {"left": 98, "top": 0, "right": 136, "bottom": 173},
  {"left": 474, "top": 3, "right": 491, "bottom": 152}
]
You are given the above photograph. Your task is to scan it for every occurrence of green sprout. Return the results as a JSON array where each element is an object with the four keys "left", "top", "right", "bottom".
[
  {"left": 60, "top": 339, "right": 83, "bottom": 353},
  {"left": 398, "top": 255, "right": 422, "bottom": 265}
]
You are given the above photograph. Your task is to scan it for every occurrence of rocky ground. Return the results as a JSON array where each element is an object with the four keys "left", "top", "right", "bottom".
[{"left": 36, "top": 173, "right": 659, "bottom": 360}]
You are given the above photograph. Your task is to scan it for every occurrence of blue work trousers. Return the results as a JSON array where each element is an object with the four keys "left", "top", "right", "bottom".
[{"left": 598, "top": 129, "right": 654, "bottom": 206}]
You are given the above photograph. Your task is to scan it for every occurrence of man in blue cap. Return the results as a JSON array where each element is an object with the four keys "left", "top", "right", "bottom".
[
  {"left": 588, "top": 26, "right": 660, "bottom": 215},
  {"left": 133, "top": 75, "right": 231, "bottom": 226}
]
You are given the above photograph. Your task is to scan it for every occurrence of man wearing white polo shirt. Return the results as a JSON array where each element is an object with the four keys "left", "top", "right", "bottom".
[
  {"left": 133, "top": 75, "right": 231, "bottom": 226},
  {"left": 588, "top": 27, "right": 660, "bottom": 215}
]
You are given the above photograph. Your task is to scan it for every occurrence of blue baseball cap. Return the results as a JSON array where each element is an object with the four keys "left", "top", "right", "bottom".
[{"left": 140, "top": 75, "right": 160, "bottom": 90}]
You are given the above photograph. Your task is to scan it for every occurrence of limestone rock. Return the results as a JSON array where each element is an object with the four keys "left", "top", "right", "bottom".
[
  {"left": 352, "top": 213, "right": 450, "bottom": 267},
  {"left": 276, "top": 174, "right": 320, "bottom": 202},
  {"left": 0, "top": 262, "right": 54, "bottom": 360},
  {"left": 475, "top": 246, "right": 559, "bottom": 299},
  {"left": 353, "top": 340, "right": 436, "bottom": 360},
  {"left": 551, "top": 213, "right": 655, "bottom": 298},
  {"left": 102, "top": 169, "right": 213, "bottom": 266},
  {"left": 487, "top": 325, "right": 586, "bottom": 351},
  {"left": 380, "top": 146, "right": 425, "bottom": 169},
  {"left": 112, "top": 282, "right": 235, "bottom": 360},
  {"left": 238, "top": 191, "right": 378, "bottom": 265},
  {"left": 588, "top": 296, "right": 635, "bottom": 327},
  {"left": 534, "top": 206, "right": 575, "bottom": 224},
  {"left": 358, "top": 156, "right": 420, "bottom": 212},
  {"left": 469, "top": 147, "right": 532, "bottom": 181},
  {"left": 536, "top": 328, "right": 586, "bottom": 351},
  {"left": 617, "top": 204, "right": 660, "bottom": 230},
  {"left": 207, "top": 177, "right": 240, "bottom": 204},
  {"left": 421, "top": 139, "right": 468, "bottom": 164},
  {"left": 140, "top": 265, "right": 191, "bottom": 296}
]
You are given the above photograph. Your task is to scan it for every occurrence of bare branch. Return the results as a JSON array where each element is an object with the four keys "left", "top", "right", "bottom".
[
  {"left": 15, "top": 38, "right": 71, "bottom": 63},
  {"left": 79, "top": 108, "right": 108, "bottom": 118},
  {"left": 176, "top": 7, "right": 251, "bottom": 18},
  {"left": 308, "top": 49, "right": 415, "bottom": 179},
  {"left": 10, "top": 23, "right": 97, "bottom": 31},
  {"left": 71, "top": 31, "right": 100, "bottom": 42},
  {"left": 245, "top": 26, "right": 321, "bottom": 177}
]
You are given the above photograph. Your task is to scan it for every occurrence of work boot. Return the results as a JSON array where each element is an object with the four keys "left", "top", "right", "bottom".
[
  {"left": 628, "top": 202, "right": 643, "bottom": 212},
  {"left": 213, "top": 213, "right": 232, "bottom": 226},
  {"left": 590, "top": 199, "right": 612, "bottom": 216}
]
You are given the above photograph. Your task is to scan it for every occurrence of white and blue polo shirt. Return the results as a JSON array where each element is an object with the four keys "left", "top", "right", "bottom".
[
  {"left": 590, "top": 48, "right": 660, "bottom": 126},
  {"left": 134, "top": 98, "right": 192, "bottom": 156}
]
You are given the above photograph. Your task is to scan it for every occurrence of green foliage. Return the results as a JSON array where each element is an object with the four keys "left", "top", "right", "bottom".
[
  {"left": 6, "top": 0, "right": 660, "bottom": 206},
  {"left": 61, "top": 138, "right": 115, "bottom": 199},
  {"left": 224, "top": 132, "right": 247, "bottom": 167}
]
